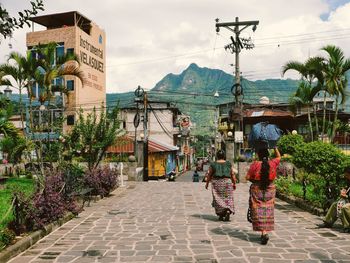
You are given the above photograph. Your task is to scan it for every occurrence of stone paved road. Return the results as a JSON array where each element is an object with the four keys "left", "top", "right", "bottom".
[{"left": 7, "top": 172, "right": 350, "bottom": 263}]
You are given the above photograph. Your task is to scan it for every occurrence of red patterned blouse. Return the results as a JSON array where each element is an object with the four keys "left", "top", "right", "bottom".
[{"left": 246, "top": 158, "right": 280, "bottom": 181}]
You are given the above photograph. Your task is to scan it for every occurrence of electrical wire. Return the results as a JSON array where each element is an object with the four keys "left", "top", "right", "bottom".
[{"left": 149, "top": 104, "right": 174, "bottom": 139}]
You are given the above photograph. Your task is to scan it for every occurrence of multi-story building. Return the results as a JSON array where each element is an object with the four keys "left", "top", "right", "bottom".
[
  {"left": 27, "top": 11, "right": 106, "bottom": 134},
  {"left": 107, "top": 101, "right": 195, "bottom": 178}
]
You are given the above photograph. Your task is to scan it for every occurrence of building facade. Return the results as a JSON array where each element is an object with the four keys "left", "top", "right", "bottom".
[{"left": 27, "top": 11, "right": 106, "bottom": 132}]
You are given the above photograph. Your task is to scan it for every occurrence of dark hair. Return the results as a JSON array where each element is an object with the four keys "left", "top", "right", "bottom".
[
  {"left": 216, "top": 150, "right": 226, "bottom": 160},
  {"left": 257, "top": 148, "right": 270, "bottom": 190}
]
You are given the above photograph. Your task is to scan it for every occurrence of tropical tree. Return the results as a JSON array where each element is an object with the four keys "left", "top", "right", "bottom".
[
  {"left": 63, "top": 105, "right": 123, "bottom": 171},
  {"left": 282, "top": 57, "right": 324, "bottom": 139},
  {"left": 320, "top": 45, "right": 350, "bottom": 141},
  {"left": 0, "top": 51, "right": 39, "bottom": 129},
  {"left": 289, "top": 82, "right": 319, "bottom": 141},
  {"left": 34, "top": 42, "right": 84, "bottom": 105}
]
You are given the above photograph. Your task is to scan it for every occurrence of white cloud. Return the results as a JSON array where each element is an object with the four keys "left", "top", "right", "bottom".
[{"left": 1, "top": 0, "right": 350, "bottom": 93}]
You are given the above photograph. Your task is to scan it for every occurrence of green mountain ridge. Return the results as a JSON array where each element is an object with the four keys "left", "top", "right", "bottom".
[{"left": 107, "top": 63, "right": 300, "bottom": 135}]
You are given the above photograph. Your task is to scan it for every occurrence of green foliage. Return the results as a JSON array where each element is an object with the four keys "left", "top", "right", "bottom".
[
  {"left": 277, "top": 134, "right": 305, "bottom": 155},
  {"left": 0, "top": 0, "right": 44, "bottom": 39},
  {"left": 64, "top": 106, "right": 122, "bottom": 170},
  {"left": 0, "top": 178, "right": 35, "bottom": 230},
  {"left": 293, "top": 141, "right": 346, "bottom": 180},
  {"left": 106, "top": 154, "right": 130, "bottom": 163},
  {"left": 275, "top": 176, "right": 324, "bottom": 208},
  {"left": 0, "top": 228, "right": 15, "bottom": 249},
  {"left": 0, "top": 136, "right": 34, "bottom": 164},
  {"left": 290, "top": 141, "right": 349, "bottom": 204}
]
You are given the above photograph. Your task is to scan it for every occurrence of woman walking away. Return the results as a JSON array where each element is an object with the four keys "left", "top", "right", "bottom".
[
  {"left": 246, "top": 147, "right": 281, "bottom": 245},
  {"left": 205, "top": 150, "right": 237, "bottom": 221}
]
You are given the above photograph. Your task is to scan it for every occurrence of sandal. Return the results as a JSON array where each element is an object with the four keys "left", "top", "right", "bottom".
[
  {"left": 223, "top": 210, "right": 231, "bottom": 222},
  {"left": 261, "top": 234, "right": 269, "bottom": 245}
]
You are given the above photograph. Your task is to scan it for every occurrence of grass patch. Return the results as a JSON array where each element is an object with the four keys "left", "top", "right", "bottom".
[
  {"left": 0, "top": 178, "right": 35, "bottom": 230},
  {"left": 275, "top": 177, "right": 323, "bottom": 208}
]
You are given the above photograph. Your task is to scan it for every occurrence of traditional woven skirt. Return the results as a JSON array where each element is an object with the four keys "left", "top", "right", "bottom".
[
  {"left": 211, "top": 178, "right": 234, "bottom": 216},
  {"left": 250, "top": 183, "right": 276, "bottom": 231}
]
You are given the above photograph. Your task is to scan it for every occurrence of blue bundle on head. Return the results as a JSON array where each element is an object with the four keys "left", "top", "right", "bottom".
[{"left": 248, "top": 122, "right": 282, "bottom": 150}]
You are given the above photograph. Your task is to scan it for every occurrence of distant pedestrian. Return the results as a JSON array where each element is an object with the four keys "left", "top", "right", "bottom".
[
  {"left": 193, "top": 169, "right": 199, "bottom": 182},
  {"left": 246, "top": 147, "right": 281, "bottom": 245},
  {"left": 318, "top": 167, "right": 350, "bottom": 232},
  {"left": 205, "top": 150, "right": 237, "bottom": 221}
]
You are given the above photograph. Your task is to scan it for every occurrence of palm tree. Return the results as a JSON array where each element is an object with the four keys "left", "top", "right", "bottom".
[
  {"left": 289, "top": 82, "right": 319, "bottom": 141},
  {"left": 320, "top": 45, "right": 350, "bottom": 141},
  {"left": 282, "top": 57, "right": 323, "bottom": 139},
  {"left": 34, "top": 42, "right": 85, "bottom": 105},
  {"left": 0, "top": 51, "right": 39, "bottom": 130}
]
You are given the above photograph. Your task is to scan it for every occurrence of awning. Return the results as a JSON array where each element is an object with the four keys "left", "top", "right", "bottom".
[{"left": 148, "top": 138, "right": 179, "bottom": 153}]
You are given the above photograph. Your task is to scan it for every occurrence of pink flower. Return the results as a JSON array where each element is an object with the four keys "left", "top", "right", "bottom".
[{"left": 2, "top": 159, "right": 8, "bottom": 165}]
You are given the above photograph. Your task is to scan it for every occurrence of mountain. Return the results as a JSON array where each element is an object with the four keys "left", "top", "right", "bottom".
[{"left": 107, "top": 63, "right": 300, "bottom": 135}]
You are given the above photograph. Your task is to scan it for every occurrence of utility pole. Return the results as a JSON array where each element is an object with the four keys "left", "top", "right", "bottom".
[
  {"left": 143, "top": 91, "right": 149, "bottom": 181},
  {"left": 216, "top": 17, "right": 259, "bottom": 180},
  {"left": 216, "top": 17, "right": 259, "bottom": 130},
  {"left": 134, "top": 85, "right": 148, "bottom": 181}
]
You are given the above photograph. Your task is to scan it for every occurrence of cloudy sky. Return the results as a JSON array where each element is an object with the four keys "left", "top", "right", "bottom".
[{"left": 1, "top": 0, "right": 350, "bottom": 94}]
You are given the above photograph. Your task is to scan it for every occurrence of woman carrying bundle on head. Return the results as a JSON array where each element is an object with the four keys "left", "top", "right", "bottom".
[{"left": 246, "top": 147, "right": 281, "bottom": 245}]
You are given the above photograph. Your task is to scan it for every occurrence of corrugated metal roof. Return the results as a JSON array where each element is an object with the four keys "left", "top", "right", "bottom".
[
  {"left": 148, "top": 139, "right": 179, "bottom": 152},
  {"left": 245, "top": 109, "right": 293, "bottom": 118}
]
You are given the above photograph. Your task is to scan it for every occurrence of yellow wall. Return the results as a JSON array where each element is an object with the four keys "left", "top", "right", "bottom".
[{"left": 149, "top": 152, "right": 167, "bottom": 177}]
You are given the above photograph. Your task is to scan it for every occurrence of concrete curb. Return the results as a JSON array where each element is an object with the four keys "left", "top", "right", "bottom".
[
  {"left": 276, "top": 191, "right": 325, "bottom": 216},
  {"left": 0, "top": 213, "right": 75, "bottom": 263}
]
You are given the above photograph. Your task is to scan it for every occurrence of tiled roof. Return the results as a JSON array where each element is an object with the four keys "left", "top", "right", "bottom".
[{"left": 107, "top": 136, "right": 178, "bottom": 153}]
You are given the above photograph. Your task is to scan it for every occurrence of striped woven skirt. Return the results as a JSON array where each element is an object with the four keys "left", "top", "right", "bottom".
[
  {"left": 250, "top": 183, "right": 276, "bottom": 231},
  {"left": 211, "top": 178, "right": 234, "bottom": 216}
]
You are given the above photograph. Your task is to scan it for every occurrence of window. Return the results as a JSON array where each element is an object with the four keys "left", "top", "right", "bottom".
[
  {"left": 326, "top": 102, "right": 333, "bottom": 110},
  {"left": 67, "top": 115, "right": 75, "bottom": 125},
  {"left": 66, "top": 48, "right": 74, "bottom": 56},
  {"left": 52, "top": 78, "right": 63, "bottom": 93},
  {"left": 56, "top": 45, "right": 64, "bottom": 62},
  {"left": 67, "top": 80, "right": 74, "bottom": 91}
]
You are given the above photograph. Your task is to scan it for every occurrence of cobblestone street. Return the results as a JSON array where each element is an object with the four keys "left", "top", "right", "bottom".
[{"left": 7, "top": 171, "right": 350, "bottom": 263}]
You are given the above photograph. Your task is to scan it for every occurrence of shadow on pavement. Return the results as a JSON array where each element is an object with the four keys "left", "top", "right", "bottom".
[
  {"left": 211, "top": 227, "right": 261, "bottom": 244},
  {"left": 191, "top": 214, "right": 220, "bottom": 222}
]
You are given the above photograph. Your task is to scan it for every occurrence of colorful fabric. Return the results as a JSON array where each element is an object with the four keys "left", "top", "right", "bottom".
[
  {"left": 250, "top": 183, "right": 276, "bottom": 231},
  {"left": 247, "top": 158, "right": 280, "bottom": 181},
  {"left": 211, "top": 178, "right": 234, "bottom": 216}
]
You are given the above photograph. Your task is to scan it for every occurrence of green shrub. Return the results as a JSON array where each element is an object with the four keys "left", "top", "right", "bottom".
[
  {"left": 0, "top": 228, "right": 15, "bottom": 249},
  {"left": 277, "top": 134, "right": 304, "bottom": 156},
  {"left": 293, "top": 141, "right": 346, "bottom": 201}
]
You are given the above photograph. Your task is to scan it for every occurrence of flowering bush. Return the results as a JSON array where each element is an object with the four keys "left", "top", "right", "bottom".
[
  {"left": 84, "top": 166, "right": 118, "bottom": 198},
  {"left": 9, "top": 171, "right": 81, "bottom": 231}
]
